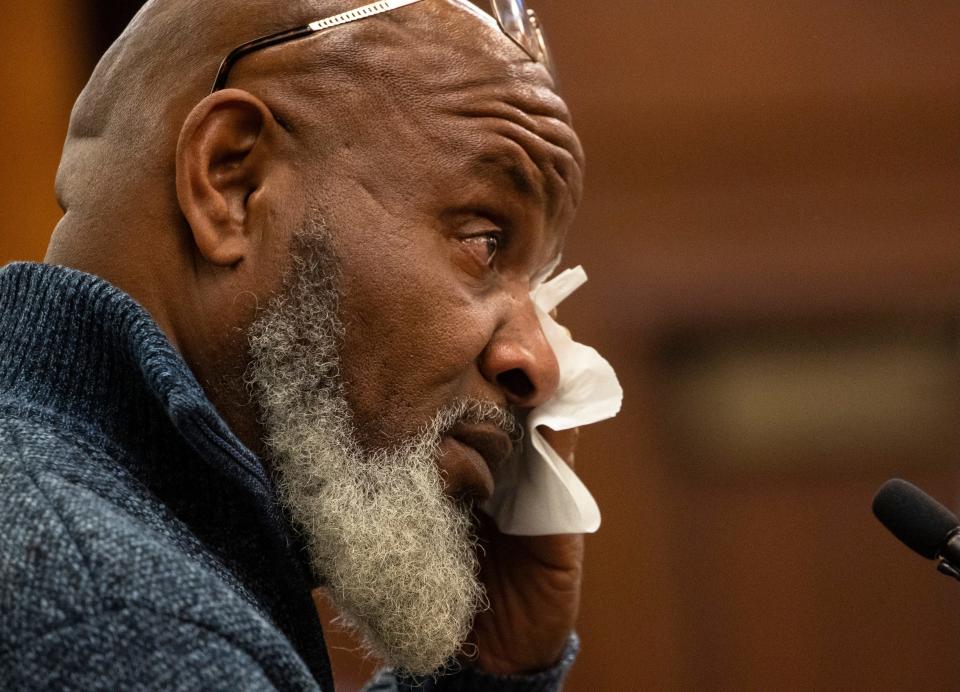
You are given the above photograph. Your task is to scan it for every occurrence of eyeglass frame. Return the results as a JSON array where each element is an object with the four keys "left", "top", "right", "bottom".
[{"left": 210, "top": 0, "right": 554, "bottom": 93}]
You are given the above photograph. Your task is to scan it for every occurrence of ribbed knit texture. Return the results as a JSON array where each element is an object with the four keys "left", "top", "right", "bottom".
[
  {"left": 0, "top": 263, "right": 331, "bottom": 691},
  {"left": 0, "top": 262, "right": 576, "bottom": 692}
]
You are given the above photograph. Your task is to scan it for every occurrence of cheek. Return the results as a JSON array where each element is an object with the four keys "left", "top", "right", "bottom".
[{"left": 334, "top": 241, "right": 495, "bottom": 442}]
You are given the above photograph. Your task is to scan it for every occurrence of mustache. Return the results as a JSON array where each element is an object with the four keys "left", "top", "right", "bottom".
[{"left": 432, "top": 399, "right": 524, "bottom": 446}]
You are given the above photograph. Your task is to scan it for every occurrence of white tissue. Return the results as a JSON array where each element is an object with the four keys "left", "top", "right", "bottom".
[{"left": 481, "top": 266, "right": 623, "bottom": 535}]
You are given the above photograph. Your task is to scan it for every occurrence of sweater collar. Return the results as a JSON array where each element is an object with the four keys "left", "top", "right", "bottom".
[
  {"left": 0, "top": 262, "right": 335, "bottom": 687},
  {"left": 0, "top": 262, "right": 269, "bottom": 492}
]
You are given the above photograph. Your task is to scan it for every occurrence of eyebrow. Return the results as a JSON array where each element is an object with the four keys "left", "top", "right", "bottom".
[
  {"left": 467, "top": 154, "right": 547, "bottom": 209},
  {"left": 464, "top": 152, "right": 567, "bottom": 267}
]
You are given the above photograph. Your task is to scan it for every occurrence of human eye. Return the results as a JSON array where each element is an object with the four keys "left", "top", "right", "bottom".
[{"left": 462, "top": 229, "right": 504, "bottom": 268}]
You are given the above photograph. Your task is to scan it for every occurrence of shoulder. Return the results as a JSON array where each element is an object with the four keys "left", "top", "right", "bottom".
[
  {"left": 0, "top": 411, "right": 180, "bottom": 628},
  {"left": 0, "top": 414, "right": 322, "bottom": 691},
  {"left": 7, "top": 605, "right": 283, "bottom": 692}
]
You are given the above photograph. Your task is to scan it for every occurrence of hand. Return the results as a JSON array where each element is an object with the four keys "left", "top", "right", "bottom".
[{"left": 466, "top": 426, "right": 584, "bottom": 675}]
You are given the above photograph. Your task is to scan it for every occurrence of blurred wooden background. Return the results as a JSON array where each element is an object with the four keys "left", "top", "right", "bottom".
[{"left": 3, "top": 2, "right": 959, "bottom": 690}]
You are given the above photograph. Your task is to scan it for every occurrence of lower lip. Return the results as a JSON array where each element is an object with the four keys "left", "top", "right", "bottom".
[{"left": 438, "top": 436, "right": 495, "bottom": 501}]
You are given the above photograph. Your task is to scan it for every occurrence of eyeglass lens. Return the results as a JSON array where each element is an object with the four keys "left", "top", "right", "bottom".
[
  {"left": 494, "top": 0, "right": 534, "bottom": 49},
  {"left": 490, "top": 0, "right": 551, "bottom": 75}
]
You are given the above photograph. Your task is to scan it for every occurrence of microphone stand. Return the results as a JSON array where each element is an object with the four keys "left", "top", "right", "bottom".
[{"left": 936, "top": 532, "right": 960, "bottom": 582}]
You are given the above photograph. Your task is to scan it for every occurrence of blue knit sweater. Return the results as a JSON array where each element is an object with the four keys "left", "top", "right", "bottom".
[{"left": 0, "top": 263, "right": 575, "bottom": 691}]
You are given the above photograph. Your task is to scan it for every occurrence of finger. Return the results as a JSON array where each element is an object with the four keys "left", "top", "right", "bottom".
[{"left": 538, "top": 425, "right": 579, "bottom": 468}]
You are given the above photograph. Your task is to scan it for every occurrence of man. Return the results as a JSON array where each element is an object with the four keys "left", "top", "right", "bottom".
[{"left": 0, "top": 0, "right": 588, "bottom": 689}]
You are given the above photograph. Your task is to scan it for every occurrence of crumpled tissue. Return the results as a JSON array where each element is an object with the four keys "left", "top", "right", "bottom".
[{"left": 482, "top": 266, "right": 623, "bottom": 536}]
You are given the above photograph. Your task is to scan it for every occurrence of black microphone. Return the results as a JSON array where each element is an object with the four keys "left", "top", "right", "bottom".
[{"left": 872, "top": 478, "right": 960, "bottom": 582}]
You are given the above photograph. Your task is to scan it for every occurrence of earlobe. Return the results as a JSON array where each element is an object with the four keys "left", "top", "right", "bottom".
[{"left": 176, "top": 89, "right": 273, "bottom": 269}]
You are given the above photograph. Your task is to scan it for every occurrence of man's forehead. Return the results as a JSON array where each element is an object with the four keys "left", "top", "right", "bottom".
[
  {"left": 243, "top": 0, "right": 584, "bottom": 250},
  {"left": 368, "top": 0, "right": 554, "bottom": 90},
  {"left": 469, "top": 153, "right": 544, "bottom": 205},
  {"left": 444, "top": 0, "right": 501, "bottom": 30},
  {"left": 294, "top": 1, "right": 583, "bottom": 190}
]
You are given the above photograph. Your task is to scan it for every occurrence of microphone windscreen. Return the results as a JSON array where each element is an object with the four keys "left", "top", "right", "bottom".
[{"left": 872, "top": 478, "right": 960, "bottom": 559}]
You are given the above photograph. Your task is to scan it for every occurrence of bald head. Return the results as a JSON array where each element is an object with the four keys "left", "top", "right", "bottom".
[
  {"left": 55, "top": 0, "right": 564, "bottom": 220},
  {"left": 47, "top": 0, "right": 583, "bottom": 453}
]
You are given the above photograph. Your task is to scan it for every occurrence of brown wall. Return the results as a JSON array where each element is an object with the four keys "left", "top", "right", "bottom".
[
  {"left": 3, "top": 2, "right": 959, "bottom": 690},
  {"left": 0, "top": 2, "right": 87, "bottom": 264},
  {"left": 547, "top": 2, "right": 960, "bottom": 690}
]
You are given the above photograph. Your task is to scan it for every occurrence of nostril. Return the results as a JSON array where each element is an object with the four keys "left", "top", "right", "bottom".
[{"left": 497, "top": 368, "right": 534, "bottom": 401}]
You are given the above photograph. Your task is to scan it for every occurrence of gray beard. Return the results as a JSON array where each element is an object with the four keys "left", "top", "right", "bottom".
[{"left": 246, "top": 223, "right": 511, "bottom": 675}]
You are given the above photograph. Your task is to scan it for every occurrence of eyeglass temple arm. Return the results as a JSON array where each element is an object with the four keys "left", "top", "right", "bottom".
[
  {"left": 210, "top": 0, "right": 427, "bottom": 93},
  {"left": 212, "top": 25, "right": 316, "bottom": 92}
]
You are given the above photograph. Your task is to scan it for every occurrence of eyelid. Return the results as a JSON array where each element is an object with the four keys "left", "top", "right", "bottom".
[
  {"left": 459, "top": 214, "right": 507, "bottom": 246},
  {"left": 464, "top": 230, "right": 503, "bottom": 267},
  {"left": 448, "top": 211, "right": 511, "bottom": 272}
]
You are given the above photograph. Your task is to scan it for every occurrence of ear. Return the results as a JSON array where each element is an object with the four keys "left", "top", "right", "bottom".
[{"left": 175, "top": 89, "right": 277, "bottom": 269}]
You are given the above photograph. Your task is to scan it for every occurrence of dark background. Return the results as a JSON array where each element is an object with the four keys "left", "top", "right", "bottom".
[{"left": 2, "top": 2, "right": 959, "bottom": 690}]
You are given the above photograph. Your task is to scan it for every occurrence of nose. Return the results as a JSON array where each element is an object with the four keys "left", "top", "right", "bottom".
[{"left": 480, "top": 297, "right": 561, "bottom": 409}]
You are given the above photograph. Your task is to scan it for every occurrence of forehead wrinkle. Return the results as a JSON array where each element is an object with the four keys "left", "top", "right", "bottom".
[
  {"left": 468, "top": 153, "right": 545, "bottom": 209},
  {"left": 438, "top": 115, "right": 573, "bottom": 230},
  {"left": 433, "top": 82, "right": 583, "bottom": 174},
  {"left": 485, "top": 115, "right": 581, "bottom": 221},
  {"left": 423, "top": 86, "right": 580, "bottom": 209},
  {"left": 270, "top": 2, "right": 579, "bottom": 158},
  {"left": 266, "top": 2, "right": 583, "bottom": 218}
]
